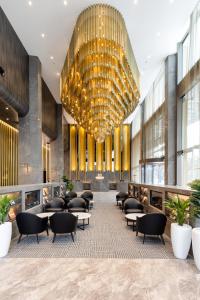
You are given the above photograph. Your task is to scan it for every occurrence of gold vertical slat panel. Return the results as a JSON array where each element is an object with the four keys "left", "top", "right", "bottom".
[
  {"left": 114, "top": 127, "right": 121, "bottom": 171},
  {"left": 96, "top": 142, "right": 104, "bottom": 171},
  {"left": 0, "top": 120, "right": 18, "bottom": 186},
  {"left": 70, "top": 125, "right": 77, "bottom": 171},
  {"left": 122, "top": 124, "right": 131, "bottom": 171},
  {"left": 105, "top": 135, "right": 112, "bottom": 171},
  {"left": 87, "top": 133, "right": 95, "bottom": 171},
  {"left": 78, "top": 127, "right": 86, "bottom": 171}
]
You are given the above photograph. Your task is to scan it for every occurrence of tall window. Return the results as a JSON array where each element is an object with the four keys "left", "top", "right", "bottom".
[
  {"left": 131, "top": 106, "right": 141, "bottom": 182},
  {"left": 181, "top": 82, "right": 200, "bottom": 185},
  {"left": 143, "top": 67, "right": 165, "bottom": 185},
  {"left": 180, "top": 2, "right": 200, "bottom": 80}
]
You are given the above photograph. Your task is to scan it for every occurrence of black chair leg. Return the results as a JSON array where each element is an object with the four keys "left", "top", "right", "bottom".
[
  {"left": 143, "top": 234, "right": 146, "bottom": 244},
  {"left": 136, "top": 231, "right": 138, "bottom": 236},
  {"left": 71, "top": 233, "right": 74, "bottom": 242},
  {"left": 46, "top": 227, "right": 49, "bottom": 236},
  {"left": 17, "top": 234, "right": 22, "bottom": 244},
  {"left": 160, "top": 235, "right": 165, "bottom": 245},
  {"left": 52, "top": 233, "right": 56, "bottom": 243},
  {"left": 36, "top": 234, "right": 39, "bottom": 244}
]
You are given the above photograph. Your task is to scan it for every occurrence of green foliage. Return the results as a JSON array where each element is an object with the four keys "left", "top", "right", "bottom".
[
  {"left": 0, "top": 196, "right": 12, "bottom": 224},
  {"left": 165, "top": 195, "right": 190, "bottom": 226},
  {"left": 188, "top": 179, "right": 200, "bottom": 219},
  {"left": 62, "top": 175, "right": 74, "bottom": 192}
]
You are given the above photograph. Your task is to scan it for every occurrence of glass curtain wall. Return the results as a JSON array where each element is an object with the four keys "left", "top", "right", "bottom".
[
  {"left": 143, "top": 67, "right": 165, "bottom": 184},
  {"left": 180, "top": 2, "right": 200, "bottom": 81},
  {"left": 131, "top": 106, "right": 141, "bottom": 182},
  {"left": 181, "top": 82, "right": 200, "bottom": 185}
]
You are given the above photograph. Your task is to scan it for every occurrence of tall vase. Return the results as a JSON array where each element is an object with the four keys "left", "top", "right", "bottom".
[
  {"left": 192, "top": 228, "right": 200, "bottom": 271},
  {"left": 0, "top": 222, "right": 12, "bottom": 257},
  {"left": 171, "top": 223, "right": 192, "bottom": 259}
]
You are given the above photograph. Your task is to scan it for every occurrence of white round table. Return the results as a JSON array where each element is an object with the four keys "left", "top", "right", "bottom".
[
  {"left": 125, "top": 213, "right": 146, "bottom": 231},
  {"left": 72, "top": 212, "right": 91, "bottom": 230},
  {"left": 37, "top": 212, "right": 55, "bottom": 218}
]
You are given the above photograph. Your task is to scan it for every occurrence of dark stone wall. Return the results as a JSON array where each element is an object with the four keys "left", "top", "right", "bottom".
[
  {"left": 42, "top": 79, "right": 58, "bottom": 140},
  {"left": 0, "top": 7, "right": 29, "bottom": 116}
]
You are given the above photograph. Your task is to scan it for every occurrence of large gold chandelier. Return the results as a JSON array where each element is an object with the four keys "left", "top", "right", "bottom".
[{"left": 61, "top": 4, "right": 140, "bottom": 142}]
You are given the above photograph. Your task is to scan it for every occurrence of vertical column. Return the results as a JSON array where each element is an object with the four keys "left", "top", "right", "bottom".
[
  {"left": 19, "top": 56, "right": 43, "bottom": 184},
  {"left": 165, "top": 54, "right": 177, "bottom": 185},
  {"left": 50, "top": 105, "right": 64, "bottom": 181},
  {"left": 105, "top": 134, "right": 112, "bottom": 171},
  {"left": 96, "top": 142, "right": 103, "bottom": 171},
  {"left": 122, "top": 124, "right": 131, "bottom": 172},
  {"left": 114, "top": 127, "right": 121, "bottom": 172},
  {"left": 87, "top": 133, "right": 95, "bottom": 171},
  {"left": 69, "top": 124, "right": 77, "bottom": 174},
  {"left": 78, "top": 127, "right": 86, "bottom": 172}
]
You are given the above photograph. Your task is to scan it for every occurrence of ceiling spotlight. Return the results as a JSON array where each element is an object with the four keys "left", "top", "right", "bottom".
[
  {"left": 6, "top": 118, "right": 9, "bottom": 121},
  {"left": 147, "top": 54, "right": 151, "bottom": 59},
  {"left": 156, "top": 32, "right": 161, "bottom": 37},
  {"left": 134, "top": 0, "right": 138, "bottom": 4},
  {"left": 50, "top": 56, "right": 54, "bottom": 60},
  {"left": 41, "top": 33, "right": 45, "bottom": 38},
  {"left": 5, "top": 107, "right": 9, "bottom": 110},
  {"left": 0, "top": 66, "right": 5, "bottom": 77},
  {"left": 64, "top": 0, "right": 68, "bottom": 6},
  {"left": 28, "top": 1, "right": 32, "bottom": 6},
  {"left": 169, "top": 0, "right": 174, "bottom": 3}
]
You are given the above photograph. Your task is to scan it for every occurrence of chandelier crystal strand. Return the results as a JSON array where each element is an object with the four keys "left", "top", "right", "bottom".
[{"left": 61, "top": 4, "right": 140, "bottom": 143}]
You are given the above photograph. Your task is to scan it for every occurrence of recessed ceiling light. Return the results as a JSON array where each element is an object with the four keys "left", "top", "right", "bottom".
[
  {"left": 6, "top": 118, "right": 9, "bottom": 121},
  {"left": 134, "top": 0, "right": 138, "bottom": 5},
  {"left": 50, "top": 56, "right": 54, "bottom": 60},
  {"left": 28, "top": 1, "right": 32, "bottom": 6},
  {"left": 156, "top": 32, "right": 161, "bottom": 37},
  {"left": 5, "top": 107, "right": 9, "bottom": 110},
  {"left": 56, "top": 72, "right": 60, "bottom": 76},
  {"left": 63, "top": 0, "right": 68, "bottom": 6},
  {"left": 147, "top": 55, "right": 151, "bottom": 59},
  {"left": 41, "top": 33, "right": 45, "bottom": 38},
  {"left": 169, "top": 0, "right": 175, "bottom": 3}
]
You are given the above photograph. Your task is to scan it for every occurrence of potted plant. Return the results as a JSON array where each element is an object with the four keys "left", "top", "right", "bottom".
[
  {"left": 188, "top": 179, "right": 200, "bottom": 271},
  {"left": 165, "top": 195, "right": 191, "bottom": 259},
  {"left": 62, "top": 175, "right": 74, "bottom": 192},
  {"left": 188, "top": 179, "right": 200, "bottom": 227},
  {"left": 0, "top": 196, "right": 13, "bottom": 257}
]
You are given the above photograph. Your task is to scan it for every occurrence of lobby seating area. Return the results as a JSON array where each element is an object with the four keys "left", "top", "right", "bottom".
[{"left": 0, "top": 1, "right": 200, "bottom": 299}]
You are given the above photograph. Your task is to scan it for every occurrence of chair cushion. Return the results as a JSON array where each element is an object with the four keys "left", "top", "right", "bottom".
[
  {"left": 125, "top": 208, "right": 143, "bottom": 214},
  {"left": 68, "top": 208, "right": 86, "bottom": 213},
  {"left": 45, "top": 208, "right": 64, "bottom": 212}
]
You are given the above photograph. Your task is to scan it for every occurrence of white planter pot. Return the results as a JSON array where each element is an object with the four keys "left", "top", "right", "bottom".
[
  {"left": 171, "top": 223, "right": 192, "bottom": 259},
  {"left": 0, "top": 222, "right": 12, "bottom": 258},
  {"left": 192, "top": 228, "right": 200, "bottom": 271}
]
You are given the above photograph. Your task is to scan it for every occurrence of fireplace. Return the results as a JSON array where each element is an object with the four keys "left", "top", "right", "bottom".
[
  {"left": 150, "top": 190, "right": 163, "bottom": 210},
  {"left": 25, "top": 190, "right": 40, "bottom": 210}
]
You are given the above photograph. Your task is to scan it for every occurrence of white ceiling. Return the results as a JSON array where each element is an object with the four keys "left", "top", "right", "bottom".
[{"left": 0, "top": 0, "right": 199, "bottom": 122}]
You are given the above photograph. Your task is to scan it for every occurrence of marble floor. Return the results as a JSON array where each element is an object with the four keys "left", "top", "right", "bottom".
[
  {"left": 1, "top": 191, "right": 199, "bottom": 299},
  {"left": 0, "top": 258, "right": 199, "bottom": 300}
]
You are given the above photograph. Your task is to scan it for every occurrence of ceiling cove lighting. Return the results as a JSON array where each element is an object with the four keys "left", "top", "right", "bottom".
[{"left": 61, "top": 4, "right": 140, "bottom": 143}]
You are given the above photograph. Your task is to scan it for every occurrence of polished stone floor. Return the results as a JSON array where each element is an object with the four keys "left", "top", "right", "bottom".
[
  {"left": 0, "top": 258, "right": 199, "bottom": 300},
  {"left": 1, "top": 191, "right": 199, "bottom": 299}
]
